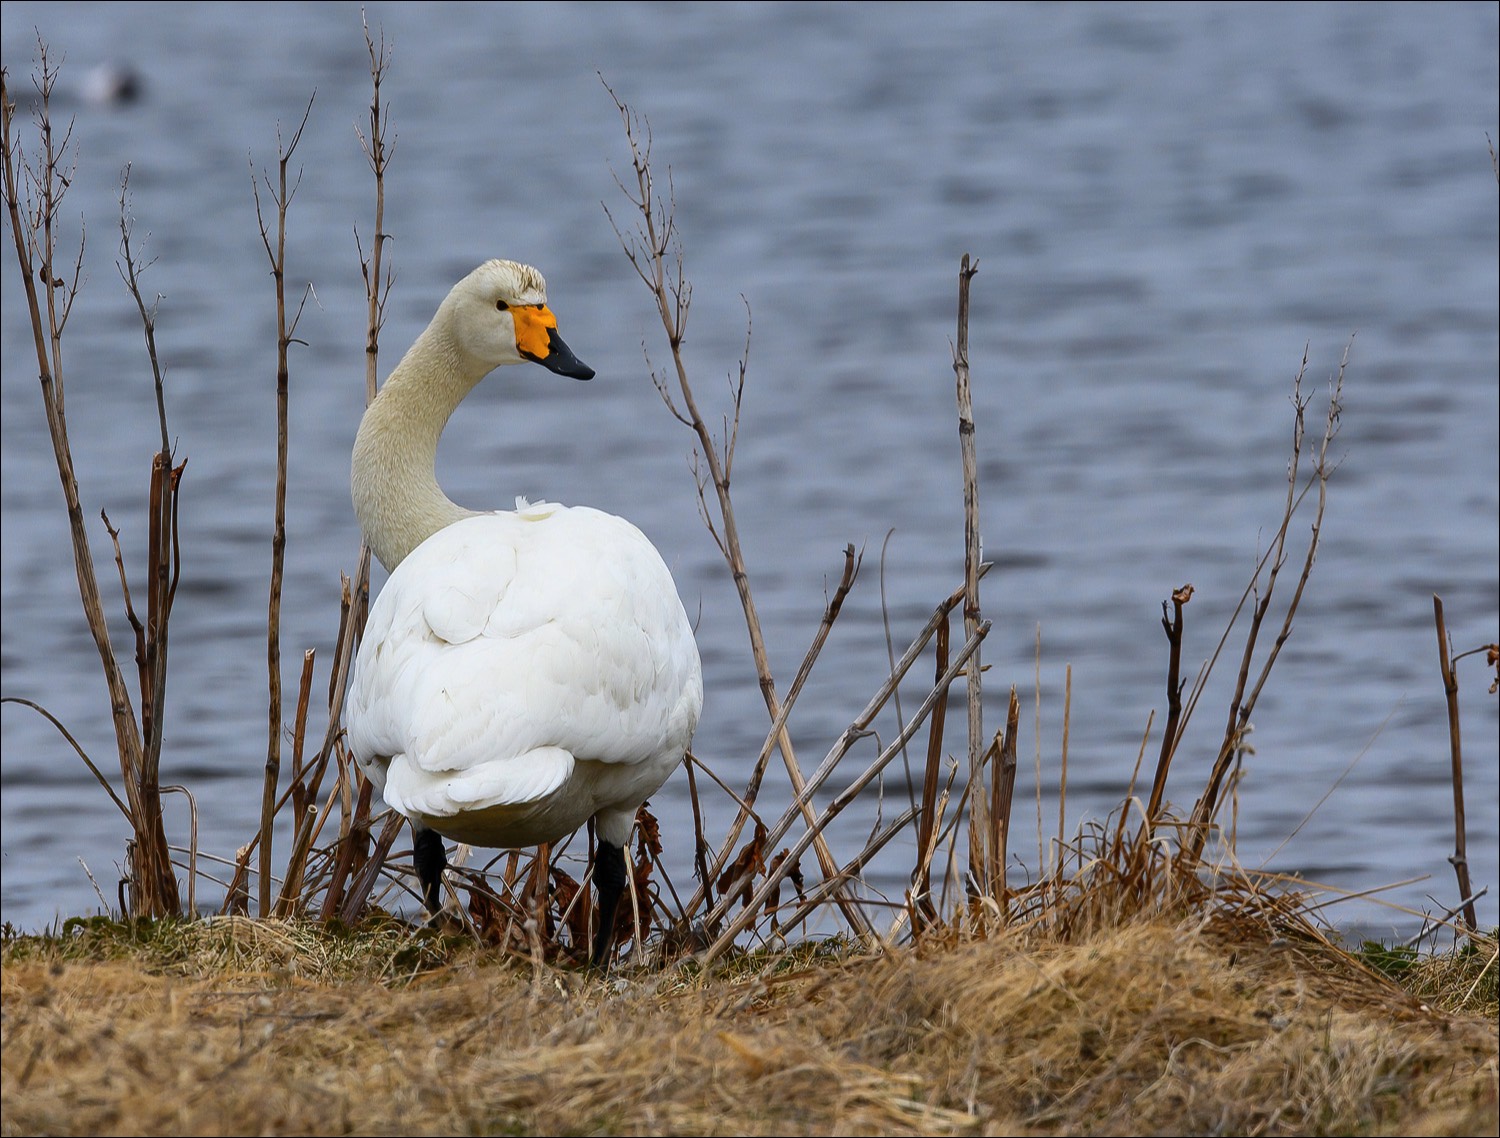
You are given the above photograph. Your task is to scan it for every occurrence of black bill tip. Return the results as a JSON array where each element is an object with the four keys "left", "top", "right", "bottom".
[{"left": 526, "top": 326, "right": 594, "bottom": 380}]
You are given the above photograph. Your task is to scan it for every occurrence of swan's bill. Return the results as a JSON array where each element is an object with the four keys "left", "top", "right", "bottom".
[{"left": 514, "top": 304, "right": 594, "bottom": 380}]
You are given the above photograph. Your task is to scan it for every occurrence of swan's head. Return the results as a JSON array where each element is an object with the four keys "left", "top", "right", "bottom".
[{"left": 441, "top": 259, "right": 594, "bottom": 381}]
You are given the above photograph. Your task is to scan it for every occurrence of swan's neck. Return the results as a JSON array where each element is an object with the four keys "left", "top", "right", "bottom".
[{"left": 352, "top": 324, "right": 493, "bottom": 570}]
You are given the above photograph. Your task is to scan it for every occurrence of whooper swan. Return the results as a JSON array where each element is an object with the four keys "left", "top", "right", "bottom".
[{"left": 345, "top": 259, "right": 703, "bottom": 966}]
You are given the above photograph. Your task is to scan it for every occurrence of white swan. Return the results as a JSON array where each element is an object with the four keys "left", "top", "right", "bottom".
[{"left": 345, "top": 259, "right": 703, "bottom": 965}]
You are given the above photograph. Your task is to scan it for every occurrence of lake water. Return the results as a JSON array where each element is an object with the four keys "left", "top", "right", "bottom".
[{"left": 3, "top": 2, "right": 1496, "bottom": 941}]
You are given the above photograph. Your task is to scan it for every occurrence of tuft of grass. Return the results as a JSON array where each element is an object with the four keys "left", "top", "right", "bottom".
[
  {"left": 1408, "top": 930, "right": 1499, "bottom": 1017},
  {"left": 0, "top": 911, "right": 490, "bottom": 986},
  {"left": 1353, "top": 930, "right": 1498, "bottom": 1018}
]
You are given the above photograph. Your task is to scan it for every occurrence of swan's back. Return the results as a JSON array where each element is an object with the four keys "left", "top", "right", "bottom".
[{"left": 347, "top": 501, "right": 702, "bottom": 837}]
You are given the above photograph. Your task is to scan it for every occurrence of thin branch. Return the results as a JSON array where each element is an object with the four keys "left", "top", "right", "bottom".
[
  {"left": 1185, "top": 347, "right": 1346, "bottom": 858},
  {"left": 681, "top": 544, "right": 861, "bottom": 920},
  {"left": 701, "top": 619, "right": 991, "bottom": 963},
  {"left": 604, "top": 78, "right": 871, "bottom": 938},
  {"left": 1431, "top": 595, "right": 1479, "bottom": 934},
  {"left": 115, "top": 163, "right": 186, "bottom": 919},
  {"left": 2, "top": 53, "right": 149, "bottom": 829},
  {"left": 321, "top": 23, "right": 392, "bottom": 919},
  {"left": 115, "top": 168, "right": 169, "bottom": 455},
  {"left": 250, "top": 91, "right": 314, "bottom": 918}
]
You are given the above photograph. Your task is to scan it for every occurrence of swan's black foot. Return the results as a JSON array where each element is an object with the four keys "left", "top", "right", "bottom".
[
  {"left": 590, "top": 839, "right": 626, "bottom": 968},
  {"left": 412, "top": 825, "right": 448, "bottom": 916}
]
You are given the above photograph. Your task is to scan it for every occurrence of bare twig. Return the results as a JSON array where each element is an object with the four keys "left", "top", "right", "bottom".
[
  {"left": 108, "top": 101, "right": 187, "bottom": 920},
  {"left": 250, "top": 93, "right": 315, "bottom": 917},
  {"left": 604, "top": 80, "right": 871, "bottom": 938},
  {"left": 1431, "top": 595, "right": 1479, "bottom": 934},
  {"left": 116, "top": 168, "right": 185, "bottom": 902},
  {"left": 683, "top": 544, "right": 861, "bottom": 920},
  {"left": 355, "top": 15, "right": 394, "bottom": 405},
  {"left": 701, "top": 619, "right": 991, "bottom": 964},
  {"left": 318, "top": 22, "right": 391, "bottom": 921},
  {"left": 1185, "top": 347, "right": 1346, "bottom": 859}
]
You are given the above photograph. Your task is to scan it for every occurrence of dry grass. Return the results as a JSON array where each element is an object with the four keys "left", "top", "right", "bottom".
[{"left": 3, "top": 913, "right": 1495, "bottom": 1137}]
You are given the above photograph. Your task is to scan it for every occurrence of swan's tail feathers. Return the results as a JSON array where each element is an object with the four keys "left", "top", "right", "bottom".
[{"left": 382, "top": 745, "right": 575, "bottom": 819}]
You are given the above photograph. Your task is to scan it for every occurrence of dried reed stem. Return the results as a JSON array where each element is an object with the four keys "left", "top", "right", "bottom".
[
  {"left": 911, "top": 608, "right": 951, "bottom": 929},
  {"left": 1431, "top": 595, "right": 1479, "bottom": 934},
  {"left": 1057, "top": 664, "right": 1072, "bottom": 873},
  {"left": 338, "top": 811, "right": 403, "bottom": 926},
  {"left": 1145, "top": 584, "right": 1193, "bottom": 831},
  {"left": 161, "top": 784, "right": 198, "bottom": 915},
  {"left": 275, "top": 650, "right": 318, "bottom": 914},
  {"left": 0, "top": 697, "right": 130, "bottom": 820},
  {"left": 952, "top": 254, "right": 987, "bottom": 893},
  {"left": 985, "top": 687, "right": 1021, "bottom": 909},
  {"left": 319, "top": 777, "right": 375, "bottom": 922},
  {"left": 781, "top": 804, "right": 921, "bottom": 938},
  {"left": 911, "top": 758, "right": 963, "bottom": 927},
  {"left": 289, "top": 649, "right": 316, "bottom": 819},
  {"left": 274, "top": 805, "right": 319, "bottom": 918},
  {"left": 744, "top": 577, "right": 982, "bottom": 858}
]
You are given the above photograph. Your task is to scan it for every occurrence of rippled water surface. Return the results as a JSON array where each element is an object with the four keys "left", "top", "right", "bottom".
[{"left": 3, "top": 2, "right": 1496, "bottom": 937}]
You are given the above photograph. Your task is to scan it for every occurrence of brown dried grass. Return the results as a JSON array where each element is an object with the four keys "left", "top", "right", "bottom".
[{"left": 3, "top": 912, "right": 1494, "bottom": 1137}]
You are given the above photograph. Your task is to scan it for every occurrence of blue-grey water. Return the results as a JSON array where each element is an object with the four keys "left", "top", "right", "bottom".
[{"left": 2, "top": 2, "right": 1496, "bottom": 941}]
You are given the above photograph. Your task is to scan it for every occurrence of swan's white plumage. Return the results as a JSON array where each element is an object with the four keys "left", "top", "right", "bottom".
[
  {"left": 347, "top": 507, "right": 701, "bottom": 844},
  {"left": 345, "top": 260, "right": 702, "bottom": 862}
]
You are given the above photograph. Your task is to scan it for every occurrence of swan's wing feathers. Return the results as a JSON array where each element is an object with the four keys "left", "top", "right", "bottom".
[
  {"left": 346, "top": 507, "right": 702, "bottom": 819},
  {"left": 409, "top": 524, "right": 521, "bottom": 645}
]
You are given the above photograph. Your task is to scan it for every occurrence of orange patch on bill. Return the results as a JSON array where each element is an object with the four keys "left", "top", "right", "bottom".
[{"left": 511, "top": 304, "right": 558, "bottom": 360}]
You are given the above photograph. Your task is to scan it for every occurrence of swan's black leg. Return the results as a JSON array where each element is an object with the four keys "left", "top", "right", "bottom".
[
  {"left": 590, "top": 838, "right": 626, "bottom": 968},
  {"left": 412, "top": 824, "right": 447, "bottom": 915}
]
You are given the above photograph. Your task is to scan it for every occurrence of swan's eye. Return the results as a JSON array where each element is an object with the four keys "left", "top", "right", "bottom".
[{"left": 495, "top": 300, "right": 510, "bottom": 312}]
